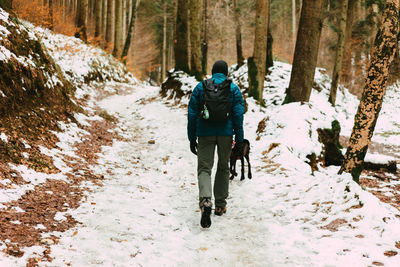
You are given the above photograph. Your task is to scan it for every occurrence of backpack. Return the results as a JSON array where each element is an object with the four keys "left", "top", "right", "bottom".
[{"left": 200, "top": 78, "right": 232, "bottom": 122}]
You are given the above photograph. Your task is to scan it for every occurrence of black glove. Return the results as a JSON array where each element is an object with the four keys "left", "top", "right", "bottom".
[
  {"left": 190, "top": 141, "right": 198, "bottom": 155},
  {"left": 233, "top": 142, "right": 243, "bottom": 157}
]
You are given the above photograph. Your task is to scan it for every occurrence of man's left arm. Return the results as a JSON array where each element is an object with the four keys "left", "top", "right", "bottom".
[{"left": 231, "top": 84, "right": 245, "bottom": 143}]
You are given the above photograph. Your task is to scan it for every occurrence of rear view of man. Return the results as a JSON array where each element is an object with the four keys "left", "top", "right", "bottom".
[{"left": 187, "top": 60, "right": 245, "bottom": 228}]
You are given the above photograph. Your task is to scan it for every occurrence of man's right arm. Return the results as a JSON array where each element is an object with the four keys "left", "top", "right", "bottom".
[{"left": 187, "top": 83, "right": 202, "bottom": 143}]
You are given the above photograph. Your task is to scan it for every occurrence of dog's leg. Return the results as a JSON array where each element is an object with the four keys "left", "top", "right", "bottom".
[
  {"left": 240, "top": 157, "right": 245, "bottom": 181},
  {"left": 230, "top": 158, "right": 235, "bottom": 180},
  {"left": 246, "top": 154, "right": 252, "bottom": 179}
]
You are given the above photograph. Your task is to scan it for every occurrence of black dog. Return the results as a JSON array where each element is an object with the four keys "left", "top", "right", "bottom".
[{"left": 230, "top": 139, "right": 252, "bottom": 181}]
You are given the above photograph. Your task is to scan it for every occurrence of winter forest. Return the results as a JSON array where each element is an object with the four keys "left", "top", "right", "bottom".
[{"left": 1, "top": 0, "right": 400, "bottom": 266}]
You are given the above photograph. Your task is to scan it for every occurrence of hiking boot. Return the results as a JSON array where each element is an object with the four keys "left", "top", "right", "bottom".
[
  {"left": 214, "top": 206, "right": 227, "bottom": 216},
  {"left": 200, "top": 201, "right": 212, "bottom": 228}
]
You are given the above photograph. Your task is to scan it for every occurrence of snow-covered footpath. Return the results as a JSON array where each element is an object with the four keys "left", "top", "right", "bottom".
[
  {"left": 37, "top": 84, "right": 400, "bottom": 267},
  {"left": 1, "top": 9, "right": 400, "bottom": 265}
]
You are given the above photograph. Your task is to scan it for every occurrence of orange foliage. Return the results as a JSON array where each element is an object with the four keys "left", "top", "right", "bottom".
[{"left": 13, "top": 0, "right": 76, "bottom": 37}]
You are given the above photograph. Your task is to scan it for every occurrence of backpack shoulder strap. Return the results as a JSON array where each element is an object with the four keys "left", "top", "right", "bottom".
[{"left": 202, "top": 78, "right": 214, "bottom": 91}]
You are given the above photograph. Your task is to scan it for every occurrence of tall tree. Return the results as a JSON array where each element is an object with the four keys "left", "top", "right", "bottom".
[
  {"left": 190, "top": 0, "right": 202, "bottom": 80},
  {"left": 248, "top": 0, "right": 269, "bottom": 102},
  {"left": 161, "top": 0, "right": 167, "bottom": 81},
  {"left": 121, "top": 0, "right": 139, "bottom": 62},
  {"left": 233, "top": 0, "right": 244, "bottom": 68},
  {"left": 329, "top": 0, "right": 349, "bottom": 106},
  {"left": 266, "top": 0, "right": 273, "bottom": 70},
  {"left": 75, "top": 0, "right": 88, "bottom": 42},
  {"left": 339, "top": 0, "right": 400, "bottom": 184},
  {"left": 106, "top": 0, "right": 115, "bottom": 49},
  {"left": 95, "top": 0, "right": 102, "bottom": 38},
  {"left": 283, "top": 0, "right": 325, "bottom": 103},
  {"left": 341, "top": 0, "right": 357, "bottom": 87},
  {"left": 174, "top": 0, "right": 189, "bottom": 73},
  {"left": 113, "top": 0, "right": 123, "bottom": 57},
  {"left": 101, "top": 0, "right": 107, "bottom": 38},
  {"left": 49, "top": 0, "right": 54, "bottom": 30},
  {"left": 0, "top": 0, "right": 12, "bottom": 10},
  {"left": 291, "top": 0, "right": 296, "bottom": 42},
  {"left": 201, "top": 0, "right": 208, "bottom": 75}
]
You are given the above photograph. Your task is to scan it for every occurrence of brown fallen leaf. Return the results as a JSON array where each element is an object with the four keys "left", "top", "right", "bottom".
[
  {"left": 72, "top": 231, "right": 78, "bottom": 237},
  {"left": 199, "top": 247, "right": 208, "bottom": 251},
  {"left": 384, "top": 250, "right": 398, "bottom": 257}
]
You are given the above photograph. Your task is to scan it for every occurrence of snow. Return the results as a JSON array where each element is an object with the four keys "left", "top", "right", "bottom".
[
  {"left": 0, "top": 45, "right": 12, "bottom": 61},
  {"left": 28, "top": 23, "right": 137, "bottom": 86},
  {"left": 0, "top": 132, "right": 8, "bottom": 143},
  {"left": 365, "top": 153, "right": 398, "bottom": 165},
  {"left": 0, "top": 24, "right": 10, "bottom": 38},
  {"left": 25, "top": 83, "right": 395, "bottom": 267},
  {"left": 0, "top": 8, "right": 9, "bottom": 22}
]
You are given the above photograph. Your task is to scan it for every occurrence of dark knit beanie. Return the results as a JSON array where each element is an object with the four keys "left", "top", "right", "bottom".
[{"left": 211, "top": 60, "right": 228, "bottom": 76}]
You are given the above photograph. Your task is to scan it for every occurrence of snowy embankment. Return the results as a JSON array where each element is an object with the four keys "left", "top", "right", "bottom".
[{"left": 1, "top": 8, "right": 400, "bottom": 266}]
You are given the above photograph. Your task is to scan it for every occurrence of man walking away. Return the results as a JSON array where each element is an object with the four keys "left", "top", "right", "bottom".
[{"left": 187, "top": 60, "right": 245, "bottom": 228}]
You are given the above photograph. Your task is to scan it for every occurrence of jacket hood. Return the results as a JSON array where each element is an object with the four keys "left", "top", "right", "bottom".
[{"left": 211, "top": 73, "right": 227, "bottom": 85}]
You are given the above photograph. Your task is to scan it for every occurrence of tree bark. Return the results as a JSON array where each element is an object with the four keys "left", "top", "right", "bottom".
[
  {"left": 0, "top": 0, "right": 12, "bottom": 10},
  {"left": 284, "top": 0, "right": 325, "bottom": 104},
  {"left": 106, "top": 0, "right": 115, "bottom": 49},
  {"left": 95, "top": 0, "right": 102, "bottom": 38},
  {"left": 339, "top": 0, "right": 400, "bottom": 184},
  {"left": 266, "top": 0, "right": 273, "bottom": 70},
  {"left": 341, "top": 0, "right": 357, "bottom": 88},
  {"left": 174, "top": 0, "right": 190, "bottom": 73},
  {"left": 75, "top": 0, "right": 88, "bottom": 42},
  {"left": 190, "top": 0, "right": 202, "bottom": 80},
  {"left": 292, "top": 0, "right": 296, "bottom": 43},
  {"left": 113, "top": 0, "right": 123, "bottom": 57},
  {"left": 233, "top": 0, "right": 244, "bottom": 68},
  {"left": 49, "top": 0, "right": 54, "bottom": 30},
  {"left": 161, "top": 0, "right": 167, "bottom": 81},
  {"left": 201, "top": 0, "right": 208, "bottom": 75},
  {"left": 101, "top": 0, "right": 107, "bottom": 39},
  {"left": 121, "top": 0, "right": 139, "bottom": 62},
  {"left": 329, "top": 0, "right": 349, "bottom": 106},
  {"left": 248, "top": 0, "right": 269, "bottom": 102}
]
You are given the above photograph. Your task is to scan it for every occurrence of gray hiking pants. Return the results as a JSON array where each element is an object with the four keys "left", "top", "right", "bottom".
[{"left": 197, "top": 136, "right": 232, "bottom": 208}]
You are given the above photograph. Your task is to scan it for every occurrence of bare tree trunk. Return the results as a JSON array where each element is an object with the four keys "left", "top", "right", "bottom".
[
  {"left": 248, "top": 0, "right": 269, "bottom": 102},
  {"left": 233, "top": 0, "right": 244, "bottom": 68},
  {"left": 190, "top": 0, "right": 202, "bottom": 80},
  {"left": 283, "top": 0, "right": 324, "bottom": 103},
  {"left": 113, "top": 0, "right": 123, "bottom": 57},
  {"left": 101, "top": 0, "right": 107, "bottom": 39},
  {"left": 49, "top": 0, "right": 54, "bottom": 30},
  {"left": 201, "top": 0, "right": 208, "bottom": 75},
  {"left": 342, "top": 0, "right": 357, "bottom": 88},
  {"left": 106, "top": 0, "right": 115, "bottom": 49},
  {"left": 121, "top": 0, "right": 139, "bottom": 62},
  {"left": 339, "top": 0, "right": 400, "bottom": 184},
  {"left": 266, "top": 0, "right": 273, "bottom": 70},
  {"left": 329, "top": 0, "right": 349, "bottom": 106},
  {"left": 0, "top": 0, "right": 12, "bottom": 10},
  {"left": 121, "top": 0, "right": 126, "bottom": 37},
  {"left": 174, "top": 0, "right": 189, "bottom": 73},
  {"left": 292, "top": 0, "right": 296, "bottom": 42},
  {"left": 95, "top": 0, "right": 102, "bottom": 38},
  {"left": 162, "top": 0, "right": 167, "bottom": 81},
  {"left": 75, "top": 0, "right": 88, "bottom": 42}
]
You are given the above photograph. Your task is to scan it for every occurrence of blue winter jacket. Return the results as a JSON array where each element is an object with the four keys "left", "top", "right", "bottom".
[{"left": 187, "top": 73, "right": 245, "bottom": 143}]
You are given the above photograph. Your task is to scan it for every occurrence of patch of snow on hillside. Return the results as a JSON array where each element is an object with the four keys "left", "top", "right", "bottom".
[
  {"left": 0, "top": 8, "right": 9, "bottom": 22},
  {"left": 28, "top": 24, "right": 137, "bottom": 86}
]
